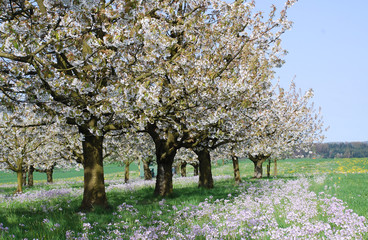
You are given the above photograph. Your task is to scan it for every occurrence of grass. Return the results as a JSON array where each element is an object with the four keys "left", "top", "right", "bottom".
[
  {"left": 0, "top": 157, "right": 367, "bottom": 239},
  {"left": 0, "top": 178, "right": 239, "bottom": 239}
]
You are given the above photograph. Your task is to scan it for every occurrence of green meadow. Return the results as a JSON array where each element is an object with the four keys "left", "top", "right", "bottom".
[{"left": 0, "top": 158, "right": 367, "bottom": 239}]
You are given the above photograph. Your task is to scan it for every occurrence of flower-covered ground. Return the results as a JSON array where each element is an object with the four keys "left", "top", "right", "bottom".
[{"left": 1, "top": 173, "right": 367, "bottom": 239}]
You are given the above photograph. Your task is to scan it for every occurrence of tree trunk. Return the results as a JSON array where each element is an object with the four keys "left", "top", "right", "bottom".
[
  {"left": 46, "top": 164, "right": 55, "bottom": 183},
  {"left": 148, "top": 124, "right": 178, "bottom": 196},
  {"left": 143, "top": 158, "right": 152, "bottom": 180},
  {"left": 249, "top": 155, "right": 268, "bottom": 179},
  {"left": 192, "top": 162, "right": 199, "bottom": 176},
  {"left": 154, "top": 148, "right": 176, "bottom": 196},
  {"left": 28, "top": 165, "right": 34, "bottom": 187},
  {"left": 267, "top": 159, "right": 271, "bottom": 178},
  {"left": 274, "top": 158, "right": 278, "bottom": 177},
  {"left": 22, "top": 170, "right": 27, "bottom": 186},
  {"left": 180, "top": 161, "right": 187, "bottom": 177},
  {"left": 231, "top": 154, "right": 241, "bottom": 184},
  {"left": 194, "top": 148, "right": 214, "bottom": 189},
  {"left": 80, "top": 134, "right": 109, "bottom": 211},
  {"left": 124, "top": 162, "right": 130, "bottom": 183},
  {"left": 154, "top": 152, "right": 176, "bottom": 196},
  {"left": 16, "top": 170, "right": 23, "bottom": 193}
]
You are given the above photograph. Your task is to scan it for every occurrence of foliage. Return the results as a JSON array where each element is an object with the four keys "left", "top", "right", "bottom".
[{"left": 0, "top": 0, "right": 313, "bottom": 202}]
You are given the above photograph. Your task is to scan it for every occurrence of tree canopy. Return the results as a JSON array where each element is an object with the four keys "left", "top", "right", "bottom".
[{"left": 0, "top": 0, "right": 326, "bottom": 210}]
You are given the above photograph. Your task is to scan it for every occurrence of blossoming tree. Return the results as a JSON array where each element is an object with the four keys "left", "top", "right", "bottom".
[
  {"left": 0, "top": 0, "right": 163, "bottom": 209},
  {"left": 233, "top": 82, "right": 325, "bottom": 179},
  {"left": 0, "top": 105, "right": 64, "bottom": 192},
  {"left": 0, "top": 0, "right": 296, "bottom": 202},
  {"left": 135, "top": 0, "right": 295, "bottom": 194},
  {"left": 104, "top": 131, "right": 155, "bottom": 183}
]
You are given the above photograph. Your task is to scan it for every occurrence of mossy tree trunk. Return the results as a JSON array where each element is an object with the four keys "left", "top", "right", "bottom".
[
  {"left": 180, "top": 161, "right": 187, "bottom": 177},
  {"left": 46, "top": 164, "right": 55, "bottom": 183},
  {"left": 124, "top": 161, "right": 130, "bottom": 183},
  {"left": 191, "top": 162, "right": 199, "bottom": 176},
  {"left": 267, "top": 159, "right": 271, "bottom": 178},
  {"left": 79, "top": 133, "right": 109, "bottom": 211},
  {"left": 249, "top": 155, "right": 269, "bottom": 179},
  {"left": 142, "top": 158, "right": 153, "bottom": 180},
  {"left": 274, "top": 158, "right": 278, "bottom": 177},
  {"left": 28, "top": 165, "right": 34, "bottom": 187},
  {"left": 147, "top": 124, "right": 178, "bottom": 196},
  {"left": 16, "top": 170, "right": 23, "bottom": 193},
  {"left": 194, "top": 147, "right": 213, "bottom": 189},
  {"left": 154, "top": 148, "right": 176, "bottom": 196},
  {"left": 231, "top": 154, "right": 241, "bottom": 184},
  {"left": 22, "top": 170, "right": 27, "bottom": 186}
]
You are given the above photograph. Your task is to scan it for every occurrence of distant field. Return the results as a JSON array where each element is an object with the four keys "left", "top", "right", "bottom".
[
  {"left": 0, "top": 162, "right": 137, "bottom": 184},
  {"left": 1, "top": 158, "right": 367, "bottom": 184}
]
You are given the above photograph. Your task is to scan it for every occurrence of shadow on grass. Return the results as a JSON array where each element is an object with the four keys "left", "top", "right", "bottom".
[
  {"left": 0, "top": 176, "right": 299, "bottom": 239},
  {"left": 0, "top": 197, "right": 84, "bottom": 240},
  {"left": 107, "top": 179, "right": 240, "bottom": 208}
]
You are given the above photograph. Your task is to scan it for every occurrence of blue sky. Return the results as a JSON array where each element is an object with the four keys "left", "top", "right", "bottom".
[{"left": 228, "top": 0, "right": 368, "bottom": 143}]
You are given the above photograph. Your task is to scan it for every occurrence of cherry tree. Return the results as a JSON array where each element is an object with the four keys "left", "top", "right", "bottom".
[
  {"left": 0, "top": 0, "right": 163, "bottom": 209},
  {"left": 175, "top": 148, "right": 197, "bottom": 177},
  {"left": 0, "top": 0, "right": 296, "bottom": 202},
  {"left": 0, "top": 105, "right": 56, "bottom": 192},
  {"left": 136, "top": 0, "right": 295, "bottom": 194},
  {"left": 232, "top": 82, "right": 325, "bottom": 179},
  {"left": 104, "top": 131, "right": 155, "bottom": 183},
  {"left": 30, "top": 126, "right": 82, "bottom": 184}
]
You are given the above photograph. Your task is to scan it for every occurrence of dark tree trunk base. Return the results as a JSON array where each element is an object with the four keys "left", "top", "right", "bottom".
[
  {"left": 180, "top": 162, "right": 187, "bottom": 177},
  {"left": 195, "top": 148, "right": 214, "bottom": 189},
  {"left": 232, "top": 155, "right": 241, "bottom": 185},
  {"left": 79, "top": 133, "right": 109, "bottom": 211},
  {"left": 28, "top": 165, "right": 34, "bottom": 187},
  {"left": 249, "top": 155, "right": 269, "bottom": 179},
  {"left": 143, "top": 158, "right": 153, "bottom": 180},
  {"left": 154, "top": 160, "right": 174, "bottom": 196}
]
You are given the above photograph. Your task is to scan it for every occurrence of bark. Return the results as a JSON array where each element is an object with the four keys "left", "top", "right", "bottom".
[
  {"left": 124, "top": 162, "right": 130, "bottom": 183},
  {"left": 194, "top": 148, "right": 214, "bottom": 189},
  {"left": 148, "top": 125, "right": 178, "bottom": 196},
  {"left": 231, "top": 155, "right": 241, "bottom": 184},
  {"left": 180, "top": 161, "right": 187, "bottom": 177},
  {"left": 274, "top": 159, "right": 278, "bottom": 177},
  {"left": 249, "top": 155, "right": 269, "bottom": 179},
  {"left": 267, "top": 159, "right": 271, "bottom": 178},
  {"left": 22, "top": 170, "right": 27, "bottom": 186},
  {"left": 79, "top": 134, "right": 109, "bottom": 211},
  {"left": 15, "top": 171, "right": 23, "bottom": 193},
  {"left": 28, "top": 165, "right": 34, "bottom": 187},
  {"left": 189, "top": 162, "right": 199, "bottom": 176},
  {"left": 154, "top": 150, "right": 176, "bottom": 196},
  {"left": 45, "top": 163, "right": 56, "bottom": 183},
  {"left": 154, "top": 147, "right": 176, "bottom": 196},
  {"left": 142, "top": 158, "right": 153, "bottom": 180},
  {"left": 46, "top": 168, "right": 53, "bottom": 183}
]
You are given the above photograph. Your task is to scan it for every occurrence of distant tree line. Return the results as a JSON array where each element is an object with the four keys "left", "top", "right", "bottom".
[{"left": 294, "top": 142, "right": 368, "bottom": 159}]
